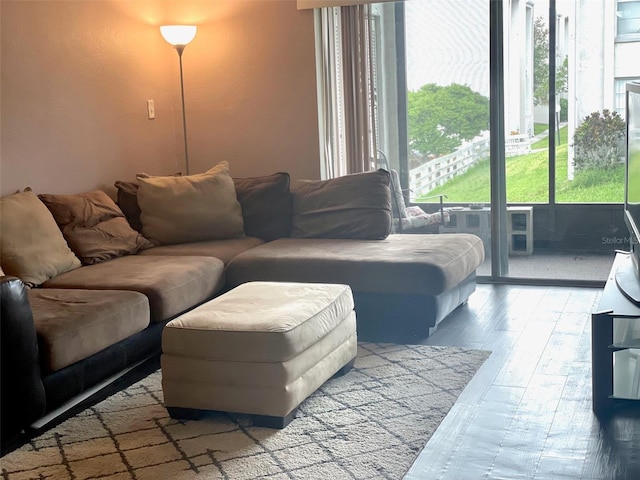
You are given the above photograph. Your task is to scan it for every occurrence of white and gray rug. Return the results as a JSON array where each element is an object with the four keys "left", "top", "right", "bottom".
[{"left": 1, "top": 343, "right": 490, "bottom": 480}]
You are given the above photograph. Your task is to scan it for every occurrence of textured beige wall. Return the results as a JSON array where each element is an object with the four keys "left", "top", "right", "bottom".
[{"left": 0, "top": 0, "right": 319, "bottom": 197}]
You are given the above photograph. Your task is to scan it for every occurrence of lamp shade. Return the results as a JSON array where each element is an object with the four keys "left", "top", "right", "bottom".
[{"left": 160, "top": 25, "right": 197, "bottom": 46}]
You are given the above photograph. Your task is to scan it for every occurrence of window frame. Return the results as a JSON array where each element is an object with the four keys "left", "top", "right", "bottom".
[{"left": 616, "top": 0, "right": 640, "bottom": 42}]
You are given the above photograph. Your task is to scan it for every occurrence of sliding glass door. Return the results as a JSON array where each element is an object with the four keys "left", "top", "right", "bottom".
[
  {"left": 319, "top": 0, "right": 640, "bottom": 284},
  {"left": 375, "top": 0, "right": 640, "bottom": 284}
]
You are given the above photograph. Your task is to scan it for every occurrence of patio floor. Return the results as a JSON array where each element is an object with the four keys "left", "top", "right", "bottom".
[{"left": 476, "top": 249, "right": 616, "bottom": 283}]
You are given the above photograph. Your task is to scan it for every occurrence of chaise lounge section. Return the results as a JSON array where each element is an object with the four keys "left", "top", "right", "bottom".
[{"left": 225, "top": 234, "right": 483, "bottom": 342}]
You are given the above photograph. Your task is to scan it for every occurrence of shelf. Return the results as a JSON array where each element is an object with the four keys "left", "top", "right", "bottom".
[
  {"left": 610, "top": 341, "right": 640, "bottom": 350},
  {"left": 591, "top": 252, "right": 640, "bottom": 414}
]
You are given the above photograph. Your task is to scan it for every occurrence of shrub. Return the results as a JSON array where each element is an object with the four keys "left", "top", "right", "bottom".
[{"left": 572, "top": 109, "right": 625, "bottom": 170}]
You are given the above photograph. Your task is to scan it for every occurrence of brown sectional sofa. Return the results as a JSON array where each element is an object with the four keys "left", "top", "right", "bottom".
[{"left": 0, "top": 165, "right": 484, "bottom": 452}]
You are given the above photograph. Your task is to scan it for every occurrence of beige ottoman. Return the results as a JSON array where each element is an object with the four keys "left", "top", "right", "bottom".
[{"left": 161, "top": 281, "right": 357, "bottom": 428}]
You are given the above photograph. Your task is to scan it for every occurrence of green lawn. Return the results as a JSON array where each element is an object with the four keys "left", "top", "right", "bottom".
[
  {"left": 533, "top": 123, "right": 548, "bottom": 137},
  {"left": 416, "top": 126, "right": 624, "bottom": 203}
]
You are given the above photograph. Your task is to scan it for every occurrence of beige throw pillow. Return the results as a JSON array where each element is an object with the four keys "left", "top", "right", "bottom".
[
  {"left": 137, "top": 162, "right": 245, "bottom": 245},
  {"left": 0, "top": 191, "right": 81, "bottom": 286}
]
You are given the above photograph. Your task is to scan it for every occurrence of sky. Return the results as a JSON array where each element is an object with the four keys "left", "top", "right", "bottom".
[{"left": 404, "top": 0, "right": 490, "bottom": 96}]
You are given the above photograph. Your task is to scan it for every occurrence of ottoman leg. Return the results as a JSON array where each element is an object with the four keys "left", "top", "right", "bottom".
[
  {"left": 252, "top": 409, "right": 297, "bottom": 429},
  {"left": 334, "top": 358, "right": 355, "bottom": 377},
  {"left": 167, "top": 407, "right": 207, "bottom": 420}
]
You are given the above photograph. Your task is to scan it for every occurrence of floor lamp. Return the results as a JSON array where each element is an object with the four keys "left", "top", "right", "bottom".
[{"left": 160, "top": 25, "right": 197, "bottom": 175}]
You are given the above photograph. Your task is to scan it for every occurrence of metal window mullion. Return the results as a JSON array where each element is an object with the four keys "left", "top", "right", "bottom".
[
  {"left": 490, "top": 0, "right": 508, "bottom": 279},
  {"left": 549, "top": 0, "right": 557, "bottom": 206}
]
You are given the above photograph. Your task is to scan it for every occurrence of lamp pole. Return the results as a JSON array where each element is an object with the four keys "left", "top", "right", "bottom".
[
  {"left": 175, "top": 45, "right": 189, "bottom": 175},
  {"left": 160, "top": 25, "right": 197, "bottom": 176}
]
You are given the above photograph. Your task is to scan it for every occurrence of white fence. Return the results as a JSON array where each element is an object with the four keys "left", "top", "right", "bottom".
[
  {"left": 505, "top": 134, "right": 532, "bottom": 157},
  {"left": 409, "top": 136, "right": 490, "bottom": 197},
  {"left": 409, "top": 134, "right": 531, "bottom": 198}
]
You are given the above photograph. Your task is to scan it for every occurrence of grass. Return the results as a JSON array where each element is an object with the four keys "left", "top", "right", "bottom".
[
  {"left": 533, "top": 123, "right": 548, "bottom": 136},
  {"left": 416, "top": 125, "right": 624, "bottom": 203}
]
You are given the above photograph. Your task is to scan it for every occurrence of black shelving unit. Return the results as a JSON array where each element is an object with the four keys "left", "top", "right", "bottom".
[{"left": 592, "top": 253, "right": 640, "bottom": 415}]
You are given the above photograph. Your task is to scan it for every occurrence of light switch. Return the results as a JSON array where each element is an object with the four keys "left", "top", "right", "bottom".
[{"left": 147, "top": 99, "right": 155, "bottom": 119}]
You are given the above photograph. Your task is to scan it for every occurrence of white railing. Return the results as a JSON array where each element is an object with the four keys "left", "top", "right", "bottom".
[
  {"left": 409, "top": 133, "right": 532, "bottom": 197},
  {"left": 409, "top": 136, "right": 491, "bottom": 197},
  {"left": 505, "top": 134, "right": 531, "bottom": 156}
]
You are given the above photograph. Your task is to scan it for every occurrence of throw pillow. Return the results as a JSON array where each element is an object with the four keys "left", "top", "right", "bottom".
[
  {"left": 115, "top": 172, "right": 292, "bottom": 241},
  {"left": 233, "top": 172, "right": 292, "bottom": 240},
  {"left": 114, "top": 180, "right": 143, "bottom": 232},
  {"left": 137, "top": 161, "right": 245, "bottom": 245},
  {"left": 114, "top": 172, "right": 182, "bottom": 233},
  {"left": 38, "top": 190, "right": 153, "bottom": 265},
  {"left": 0, "top": 191, "right": 81, "bottom": 286},
  {"left": 291, "top": 169, "right": 392, "bottom": 239}
]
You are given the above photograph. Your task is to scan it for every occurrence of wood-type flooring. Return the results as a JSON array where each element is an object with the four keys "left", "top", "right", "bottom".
[{"left": 405, "top": 284, "right": 640, "bottom": 480}]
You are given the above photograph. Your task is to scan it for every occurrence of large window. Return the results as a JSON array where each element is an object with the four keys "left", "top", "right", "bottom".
[{"left": 394, "top": 0, "right": 636, "bottom": 209}]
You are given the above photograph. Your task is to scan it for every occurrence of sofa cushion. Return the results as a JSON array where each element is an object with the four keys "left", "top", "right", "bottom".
[
  {"left": 29, "top": 288, "right": 150, "bottom": 373},
  {"left": 38, "top": 190, "right": 153, "bottom": 265},
  {"left": 137, "top": 162, "right": 245, "bottom": 245},
  {"left": 291, "top": 170, "right": 392, "bottom": 240},
  {"left": 233, "top": 172, "right": 293, "bottom": 241},
  {"left": 116, "top": 172, "right": 292, "bottom": 241},
  {"left": 139, "top": 237, "right": 265, "bottom": 265},
  {"left": 43, "top": 255, "right": 225, "bottom": 322},
  {"left": 226, "top": 233, "right": 485, "bottom": 297},
  {"left": 0, "top": 191, "right": 81, "bottom": 287}
]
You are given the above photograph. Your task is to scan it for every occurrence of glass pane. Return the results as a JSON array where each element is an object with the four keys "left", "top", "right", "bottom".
[
  {"left": 613, "top": 317, "right": 640, "bottom": 347},
  {"left": 503, "top": 3, "right": 550, "bottom": 207},
  {"left": 403, "top": 0, "right": 492, "bottom": 265},
  {"left": 505, "top": 1, "right": 619, "bottom": 281},
  {"left": 617, "top": 0, "right": 640, "bottom": 37},
  {"left": 613, "top": 349, "right": 640, "bottom": 399},
  {"left": 404, "top": 0, "right": 490, "bottom": 206},
  {"left": 557, "top": 1, "right": 626, "bottom": 206}
]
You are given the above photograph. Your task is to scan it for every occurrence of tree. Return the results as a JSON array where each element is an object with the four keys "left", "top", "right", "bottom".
[
  {"left": 407, "top": 83, "right": 489, "bottom": 157},
  {"left": 533, "top": 16, "right": 568, "bottom": 106}
]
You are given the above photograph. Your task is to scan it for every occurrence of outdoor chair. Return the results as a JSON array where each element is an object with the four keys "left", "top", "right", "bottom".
[
  {"left": 388, "top": 168, "right": 450, "bottom": 234},
  {"left": 373, "top": 150, "right": 450, "bottom": 234}
]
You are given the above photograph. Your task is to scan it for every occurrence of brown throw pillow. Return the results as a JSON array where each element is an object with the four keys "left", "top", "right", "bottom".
[
  {"left": 233, "top": 173, "right": 292, "bottom": 240},
  {"left": 0, "top": 191, "right": 81, "bottom": 286},
  {"left": 114, "top": 180, "right": 143, "bottom": 232},
  {"left": 39, "top": 190, "right": 153, "bottom": 265},
  {"left": 291, "top": 169, "right": 392, "bottom": 240},
  {"left": 136, "top": 161, "right": 245, "bottom": 245}
]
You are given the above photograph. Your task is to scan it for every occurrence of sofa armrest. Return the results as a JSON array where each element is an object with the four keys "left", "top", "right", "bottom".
[{"left": 1, "top": 276, "right": 46, "bottom": 442}]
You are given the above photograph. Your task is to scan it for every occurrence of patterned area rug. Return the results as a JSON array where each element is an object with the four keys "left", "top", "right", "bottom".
[{"left": 1, "top": 343, "right": 490, "bottom": 480}]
